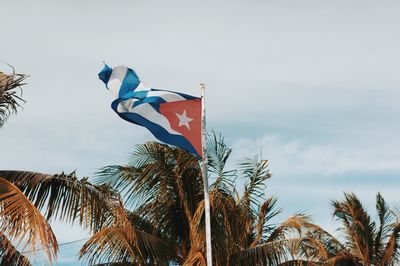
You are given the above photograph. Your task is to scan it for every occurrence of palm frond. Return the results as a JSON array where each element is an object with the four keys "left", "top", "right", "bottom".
[
  {"left": 325, "top": 253, "right": 359, "bottom": 265},
  {"left": 207, "top": 132, "right": 236, "bottom": 195},
  {"left": 231, "top": 238, "right": 304, "bottom": 265},
  {"left": 93, "top": 263, "right": 136, "bottom": 266},
  {"left": 125, "top": 210, "right": 159, "bottom": 235},
  {"left": 267, "top": 214, "right": 309, "bottom": 242},
  {"left": 183, "top": 251, "right": 206, "bottom": 266},
  {"left": 0, "top": 231, "right": 31, "bottom": 266},
  {"left": 79, "top": 226, "right": 139, "bottom": 265},
  {"left": 251, "top": 196, "right": 282, "bottom": 247},
  {"left": 97, "top": 142, "right": 201, "bottom": 209},
  {"left": 0, "top": 69, "right": 27, "bottom": 127},
  {"left": 379, "top": 221, "right": 400, "bottom": 266},
  {"left": 208, "top": 190, "right": 237, "bottom": 264},
  {"left": 0, "top": 177, "right": 57, "bottom": 263},
  {"left": 80, "top": 225, "right": 176, "bottom": 265},
  {"left": 239, "top": 156, "right": 272, "bottom": 215},
  {"left": 97, "top": 142, "right": 204, "bottom": 246},
  {"left": 278, "top": 260, "right": 322, "bottom": 266},
  {"left": 300, "top": 222, "right": 349, "bottom": 263},
  {"left": 206, "top": 132, "right": 231, "bottom": 175},
  {"left": 0, "top": 170, "right": 121, "bottom": 233},
  {"left": 374, "top": 192, "right": 392, "bottom": 262},
  {"left": 332, "top": 193, "right": 375, "bottom": 264}
]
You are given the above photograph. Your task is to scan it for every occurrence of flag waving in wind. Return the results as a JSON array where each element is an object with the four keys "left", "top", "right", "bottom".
[{"left": 99, "top": 64, "right": 202, "bottom": 157}]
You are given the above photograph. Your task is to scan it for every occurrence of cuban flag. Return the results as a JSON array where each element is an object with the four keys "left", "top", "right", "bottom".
[{"left": 99, "top": 64, "right": 202, "bottom": 157}]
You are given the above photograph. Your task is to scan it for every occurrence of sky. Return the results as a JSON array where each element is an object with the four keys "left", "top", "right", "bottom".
[{"left": 1, "top": 0, "right": 400, "bottom": 264}]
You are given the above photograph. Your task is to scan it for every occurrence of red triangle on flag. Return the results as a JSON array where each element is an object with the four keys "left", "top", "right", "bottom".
[{"left": 159, "top": 99, "right": 202, "bottom": 156}]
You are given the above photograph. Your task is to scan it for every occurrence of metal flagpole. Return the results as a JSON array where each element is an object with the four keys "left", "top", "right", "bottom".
[{"left": 201, "top": 83, "right": 212, "bottom": 266}]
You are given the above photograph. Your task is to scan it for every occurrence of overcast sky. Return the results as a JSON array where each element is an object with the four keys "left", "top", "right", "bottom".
[{"left": 2, "top": 0, "right": 400, "bottom": 264}]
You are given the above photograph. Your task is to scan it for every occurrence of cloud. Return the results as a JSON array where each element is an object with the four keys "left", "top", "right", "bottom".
[
  {"left": 231, "top": 133, "right": 400, "bottom": 178},
  {"left": 228, "top": 133, "right": 400, "bottom": 236}
]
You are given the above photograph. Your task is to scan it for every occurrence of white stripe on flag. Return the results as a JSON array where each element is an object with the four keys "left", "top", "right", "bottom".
[
  {"left": 135, "top": 82, "right": 147, "bottom": 91},
  {"left": 108, "top": 66, "right": 128, "bottom": 98},
  {"left": 118, "top": 102, "right": 180, "bottom": 135},
  {"left": 147, "top": 90, "right": 186, "bottom": 102},
  {"left": 117, "top": 98, "right": 138, "bottom": 113}
]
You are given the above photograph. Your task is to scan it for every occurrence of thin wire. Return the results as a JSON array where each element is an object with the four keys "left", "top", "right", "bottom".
[
  {"left": 22, "top": 237, "right": 89, "bottom": 254},
  {"left": 58, "top": 237, "right": 89, "bottom": 247}
]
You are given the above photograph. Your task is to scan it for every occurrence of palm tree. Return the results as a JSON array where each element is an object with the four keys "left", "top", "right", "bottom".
[
  {"left": 79, "top": 134, "right": 311, "bottom": 265},
  {"left": 0, "top": 66, "right": 125, "bottom": 265},
  {"left": 302, "top": 192, "right": 400, "bottom": 265}
]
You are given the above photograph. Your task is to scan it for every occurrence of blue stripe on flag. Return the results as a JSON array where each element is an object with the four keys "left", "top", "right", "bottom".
[
  {"left": 141, "top": 96, "right": 167, "bottom": 105},
  {"left": 120, "top": 90, "right": 195, "bottom": 111},
  {"left": 114, "top": 109, "right": 199, "bottom": 156},
  {"left": 118, "top": 68, "right": 140, "bottom": 99},
  {"left": 130, "top": 90, "right": 148, "bottom": 100},
  {"left": 98, "top": 64, "right": 113, "bottom": 88}
]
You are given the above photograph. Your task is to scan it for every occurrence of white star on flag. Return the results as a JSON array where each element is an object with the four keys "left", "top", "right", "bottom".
[{"left": 176, "top": 110, "right": 193, "bottom": 130}]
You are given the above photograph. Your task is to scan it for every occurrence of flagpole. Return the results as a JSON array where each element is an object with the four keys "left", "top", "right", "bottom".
[{"left": 201, "top": 83, "right": 212, "bottom": 266}]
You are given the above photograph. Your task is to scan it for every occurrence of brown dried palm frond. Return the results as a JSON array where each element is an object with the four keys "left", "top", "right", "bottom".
[
  {"left": 231, "top": 238, "right": 305, "bottom": 265},
  {"left": 80, "top": 203, "right": 176, "bottom": 265},
  {"left": 267, "top": 214, "right": 309, "bottom": 243},
  {"left": 300, "top": 193, "right": 400, "bottom": 266},
  {"left": 0, "top": 176, "right": 57, "bottom": 263},
  {"left": 0, "top": 231, "right": 31, "bottom": 266},
  {"left": 0, "top": 66, "right": 27, "bottom": 127},
  {"left": 0, "top": 170, "right": 122, "bottom": 234},
  {"left": 278, "top": 260, "right": 323, "bottom": 266},
  {"left": 79, "top": 225, "right": 176, "bottom": 265},
  {"left": 228, "top": 214, "right": 312, "bottom": 265},
  {"left": 332, "top": 193, "right": 374, "bottom": 263},
  {"left": 251, "top": 197, "right": 282, "bottom": 247}
]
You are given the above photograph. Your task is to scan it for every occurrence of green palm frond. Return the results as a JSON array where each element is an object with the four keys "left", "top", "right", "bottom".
[
  {"left": 239, "top": 156, "right": 272, "bottom": 215},
  {"left": 207, "top": 132, "right": 236, "bottom": 196},
  {"left": 206, "top": 132, "right": 231, "bottom": 175}
]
